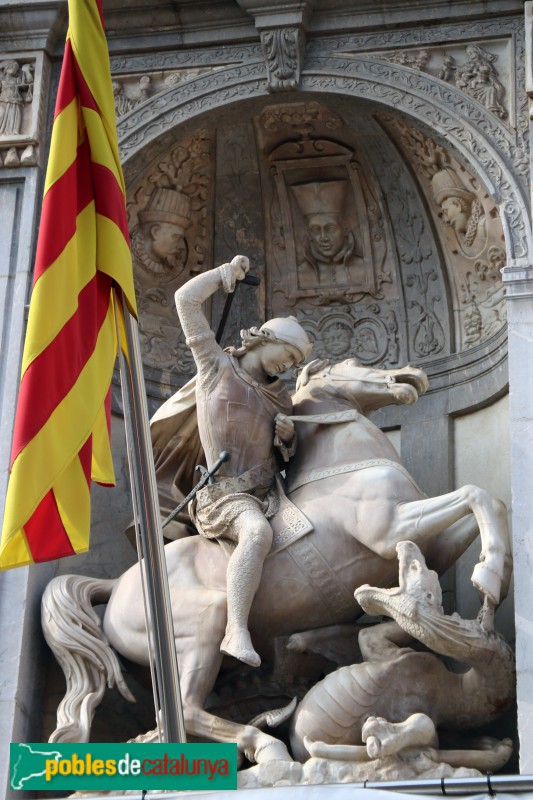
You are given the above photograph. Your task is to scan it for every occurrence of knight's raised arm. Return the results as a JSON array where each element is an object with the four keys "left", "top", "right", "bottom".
[{"left": 174, "top": 256, "right": 249, "bottom": 383}]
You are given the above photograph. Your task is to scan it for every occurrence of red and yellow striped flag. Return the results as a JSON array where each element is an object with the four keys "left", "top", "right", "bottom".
[{"left": 0, "top": 0, "right": 137, "bottom": 569}]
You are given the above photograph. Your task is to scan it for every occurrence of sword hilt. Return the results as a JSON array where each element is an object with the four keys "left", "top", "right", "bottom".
[{"left": 162, "top": 451, "right": 230, "bottom": 529}]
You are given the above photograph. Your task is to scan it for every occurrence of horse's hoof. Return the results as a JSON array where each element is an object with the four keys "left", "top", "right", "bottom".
[
  {"left": 472, "top": 562, "right": 501, "bottom": 605},
  {"left": 221, "top": 631, "right": 261, "bottom": 667}
]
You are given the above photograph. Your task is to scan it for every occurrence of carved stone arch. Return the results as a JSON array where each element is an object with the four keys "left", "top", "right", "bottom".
[
  {"left": 118, "top": 57, "right": 531, "bottom": 266},
  {"left": 117, "top": 56, "right": 525, "bottom": 421}
]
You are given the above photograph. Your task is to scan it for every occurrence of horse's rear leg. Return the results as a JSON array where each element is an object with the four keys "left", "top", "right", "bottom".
[
  {"left": 176, "top": 590, "right": 292, "bottom": 764},
  {"left": 424, "top": 515, "right": 479, "bottom": 573},
  {"left": 390, "top": 487, "right": 511, "bottom": 606}
]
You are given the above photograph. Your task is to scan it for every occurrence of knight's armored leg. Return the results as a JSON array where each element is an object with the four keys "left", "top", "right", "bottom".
[{"left": 221, "top": 512, "right": 273, "bottom": 667}]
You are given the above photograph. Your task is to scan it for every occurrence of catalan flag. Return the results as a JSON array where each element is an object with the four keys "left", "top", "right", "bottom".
[{"left": 0, "top": 0, "right": 137, "bottom": 569}]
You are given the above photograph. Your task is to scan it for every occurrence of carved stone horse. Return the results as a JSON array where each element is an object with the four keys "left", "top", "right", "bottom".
[{"left": 42, "top": 359, "right": 511, "bottom": 762}]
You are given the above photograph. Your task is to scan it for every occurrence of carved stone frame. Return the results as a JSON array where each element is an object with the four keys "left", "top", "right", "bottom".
[{"left": 268, "top": 146, "right": 376, "bottom": 301}]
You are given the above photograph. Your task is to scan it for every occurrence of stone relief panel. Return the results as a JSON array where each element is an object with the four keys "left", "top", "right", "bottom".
[
  {"left": 111, "top": 67, "right": 220, "bottom": 118},
  {"left": 371, "top": 40, "right": 512, "bottom": 123},
  {"left": 211, "top": 121, "right": 265, "bottom": 348},
  {"left": 0, "top": 52, "right": 48, "bottom": 169},
  {"left": 296, "top": 305, "right": 400, "bottom": 365},
  {"left": 311, "top": 13, "right": 525, "bottom": 129},
  {"left": 256, "top": 101, "right": 394, "bottom": 312},
  {"left": 251, "top": 99, "right": 460, "bottom": 367},
  {"left": 125, "top": 128, "right": 215, "bottom": 403},
  {"left": 0, "top": 59, "right": 34, "bottom": 134},
  {"left": 382, "top": 116, "right": 507, "bottom": 351},
  {"left": 352, "top": 112, "right": 450, "bottom": 361}
]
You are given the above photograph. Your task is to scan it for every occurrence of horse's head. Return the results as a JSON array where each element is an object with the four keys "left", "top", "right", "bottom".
[{"left": 295, "top": 358, "right": 428, "bottom": 412}]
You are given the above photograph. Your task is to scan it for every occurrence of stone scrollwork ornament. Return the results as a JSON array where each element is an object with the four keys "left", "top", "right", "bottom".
[{"left": 260, "top": 28, "right": 304, "bottom": 92}]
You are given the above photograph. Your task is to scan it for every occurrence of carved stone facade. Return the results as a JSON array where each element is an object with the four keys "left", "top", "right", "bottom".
[
  {"left": 0, "top": 51, "right": 48, "bottom": 169},
  {"left": 125, "top": 91, "right": 513, "bottom": 404},
  {"left": 1, "top": 0, "right": 533, "bottom": 790}
]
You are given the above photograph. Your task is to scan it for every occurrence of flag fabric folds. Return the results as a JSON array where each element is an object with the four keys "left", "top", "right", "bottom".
[{"left": 0, "top": 0, "right": 137, "bottom": 569}]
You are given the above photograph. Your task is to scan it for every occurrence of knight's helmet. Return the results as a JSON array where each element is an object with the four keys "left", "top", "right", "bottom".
[{"left": 259, "top": 317, "right": 312, "bottom": 362}]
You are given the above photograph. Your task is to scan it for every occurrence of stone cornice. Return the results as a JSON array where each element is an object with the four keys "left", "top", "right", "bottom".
[
  {"left": 0, "top": 0, "right": 525, "bottom": 57},
  {"left": 0, "top": 1, "right": 66, "bottom": 54}
]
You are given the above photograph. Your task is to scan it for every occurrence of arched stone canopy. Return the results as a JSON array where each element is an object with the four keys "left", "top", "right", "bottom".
[{"left": 118, "top": 57, "right": 526, "bottom": 426}]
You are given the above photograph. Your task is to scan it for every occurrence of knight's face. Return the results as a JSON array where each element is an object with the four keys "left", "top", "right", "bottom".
[{"left": 259, "top": 342, "right": 302, "bottom": 377}]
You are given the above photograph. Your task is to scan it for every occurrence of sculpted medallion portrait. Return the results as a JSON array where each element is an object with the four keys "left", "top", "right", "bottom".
[
  {"left": 130, "top": 186, "right": 191, "bottom": 281},
  {"left": 431, "top": 167, "right": 487, "bottom": 259}
]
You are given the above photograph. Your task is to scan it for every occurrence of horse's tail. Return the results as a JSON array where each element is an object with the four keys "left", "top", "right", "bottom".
[{"left": 41, "top": 574, "right": 135, "bottom": 743}]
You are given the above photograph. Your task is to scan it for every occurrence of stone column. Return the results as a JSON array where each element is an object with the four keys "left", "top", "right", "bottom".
[
  {"left": 0, "top": 162, "right": 50, "bottom": 798},
  {"left": 503, "top": 251, "right": 533, "bottom": 772},
  {"left": 506, "top": 2, "right": 533, "bottom": 772}
]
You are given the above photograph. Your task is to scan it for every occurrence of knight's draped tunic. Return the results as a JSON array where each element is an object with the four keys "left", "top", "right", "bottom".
[{"left": 175, "top": 267, "right": 294, "bottom": 537}]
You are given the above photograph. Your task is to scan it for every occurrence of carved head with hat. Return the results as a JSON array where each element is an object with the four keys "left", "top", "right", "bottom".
[
  {"left": 431, "top": 168, "right": 478, "bottom": 236},
  {"left": 138, "top": 187, "right": 191, "bottom": 267},
  {"left": 139, "top": 187, "right": 192, "bottom": 230},
  {"left": 431, "top": 168, "right": 475, "bottom": 207}
]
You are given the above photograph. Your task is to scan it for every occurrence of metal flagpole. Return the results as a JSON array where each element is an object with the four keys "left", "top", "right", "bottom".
[{"left": 116, "top": 291, "right": 186, "bottom": 744}]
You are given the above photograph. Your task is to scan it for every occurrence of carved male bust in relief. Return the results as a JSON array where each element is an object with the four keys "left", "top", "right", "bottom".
[
  {"left": 131, "top": 187, "right": 191, "bottom": 277},
  {"left": 291, "top": 180, "right": 365, "bottom": 289},
  {"left": 431, "top": 168, "right": 487, "bottom": 258}
]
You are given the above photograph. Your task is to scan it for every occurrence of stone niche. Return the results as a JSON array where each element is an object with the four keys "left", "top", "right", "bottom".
[
  {"left": 122, "top": 96, "right": 507, "bottom": 411},
  {"left": 41, "top": 76, "right": 517, "bottom": 782}
]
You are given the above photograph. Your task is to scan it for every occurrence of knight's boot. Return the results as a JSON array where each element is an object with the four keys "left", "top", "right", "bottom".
[{"left": 221, "top": 626, "right": 261, "bottom": 668}]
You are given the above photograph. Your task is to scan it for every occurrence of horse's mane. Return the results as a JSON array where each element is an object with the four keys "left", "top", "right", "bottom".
[
  {"left": 295, "top": 359, "right": 331, "bottom": 390},
  {"left": 295, "top": 356, "right": 365, "bottom": 391}
]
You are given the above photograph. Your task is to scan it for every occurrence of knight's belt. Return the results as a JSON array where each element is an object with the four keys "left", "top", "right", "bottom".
[{"left": 202, "top": 456, "right": 278, "bottom": 502}]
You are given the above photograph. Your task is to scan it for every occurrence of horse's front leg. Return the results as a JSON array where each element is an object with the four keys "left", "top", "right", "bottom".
[{"left": 388, "top": 486, "right": 511, "bottom": 609}]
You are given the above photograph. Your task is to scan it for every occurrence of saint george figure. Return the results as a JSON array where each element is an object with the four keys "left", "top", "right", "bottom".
[
  {"left": 291, "top": 180, "right": 365, "bottom": 289},
  {"left": 131, "top": 187, "right": 190, "bottom": 276},
  {"left": 431, "top": 167, "right": 487, "bottom": 258},
  {"left": 175, "top": 256, "right": 312, "bottom": 667}
]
